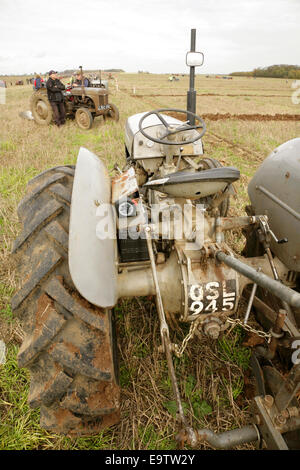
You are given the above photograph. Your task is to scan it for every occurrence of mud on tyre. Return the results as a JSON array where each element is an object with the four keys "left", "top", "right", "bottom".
[{"left": 11, "top": 166, "right": 120, "bottom": 435}]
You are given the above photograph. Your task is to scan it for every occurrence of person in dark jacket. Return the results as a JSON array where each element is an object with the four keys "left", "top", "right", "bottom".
[{"left": 46, "top": 70, "right": 66, "bottom": 126}]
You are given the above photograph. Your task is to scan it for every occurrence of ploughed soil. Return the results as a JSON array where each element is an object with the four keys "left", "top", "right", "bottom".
[
  {"left": 132, "top": 93, "right": 292, "bottom": 98},
  {"left": 202, "top": 113, "right": 300, "bottom": 121},
  {"left": 166, "top": 110, "right": 300, "bottom": 122}
]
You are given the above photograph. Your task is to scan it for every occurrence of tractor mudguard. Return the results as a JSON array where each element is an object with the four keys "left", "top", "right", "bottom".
[
  {"left": 248, "top": 137, "right": 300, "bottom": 272},
  {"left": 69, "top": 147, "right": 118, "bottom": 308}
]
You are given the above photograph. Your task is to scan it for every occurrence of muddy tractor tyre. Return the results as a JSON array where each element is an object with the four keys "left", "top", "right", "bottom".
[
  {"left": 30, "top": 89, "right": 53, "bottom": 126},
  {"left": 75, "top": 108, "right": 93, "bottom": 130},
  {"left": 104, "top": 103, "right": 119, "bottom": 122},
  {"left": 11, "top": 166, "right": 120, "bottom": 435}
]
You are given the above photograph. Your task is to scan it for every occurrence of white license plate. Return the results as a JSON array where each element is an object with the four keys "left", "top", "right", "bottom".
[{"left": 188, "top": 280, "right": 236, "bottom": 315}]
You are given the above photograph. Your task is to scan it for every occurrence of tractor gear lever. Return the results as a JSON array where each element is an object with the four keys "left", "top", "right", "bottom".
[
  {"left": 269, "top": 228, "right": 288, "bottom": 244},
  {"left": 258, "top": 216, "right": 288, "bottom": 246}
]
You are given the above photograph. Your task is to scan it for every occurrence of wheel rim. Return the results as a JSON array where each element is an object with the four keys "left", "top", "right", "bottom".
[
  {"left": 77, "top": 110, "right": 90, "bottom": 128},
  {"left": 36, "top": 100, "right": 48, "bottom": 119}
]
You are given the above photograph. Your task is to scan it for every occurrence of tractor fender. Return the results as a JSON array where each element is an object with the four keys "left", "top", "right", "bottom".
[
  {"left": 69, "top": 147, "right": 118, "bottom": 308},
  {"left": 248, "top": 137, "right": 300, "bottom": 272}
]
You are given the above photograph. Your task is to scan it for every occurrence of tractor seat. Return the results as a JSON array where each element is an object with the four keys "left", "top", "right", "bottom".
[{"left": 143, "top": 167, "right": 240, "bottom": 199}]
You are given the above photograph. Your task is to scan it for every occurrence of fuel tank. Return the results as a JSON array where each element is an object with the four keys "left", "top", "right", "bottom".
[{"left": 248, "top": 137, "right": 300, "bottom": 272}]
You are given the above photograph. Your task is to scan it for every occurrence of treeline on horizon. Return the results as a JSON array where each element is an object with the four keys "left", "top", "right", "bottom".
[
  {"left": 230, "top": 64, "right": 300, "bottom": 79},
  {"left": 0, "top": 69, "right": 125, "bottom": 77},
  {"left": 3, "top": 65, "right": 300, "bottom": 79}
]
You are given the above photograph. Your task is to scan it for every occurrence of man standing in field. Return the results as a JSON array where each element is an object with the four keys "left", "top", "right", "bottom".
[{"left": 46, "top": 70, "right": 66, "bottom": 126}]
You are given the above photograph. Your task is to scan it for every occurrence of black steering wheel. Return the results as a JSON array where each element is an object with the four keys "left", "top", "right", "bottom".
[{"left": 138, "top": 108, "right": 206, "bottom": 146}]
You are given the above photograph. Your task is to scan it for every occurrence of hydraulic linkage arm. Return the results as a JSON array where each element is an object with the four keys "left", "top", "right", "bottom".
[{"left": 144, "top": 226, "right": 198, "bottom": 447}]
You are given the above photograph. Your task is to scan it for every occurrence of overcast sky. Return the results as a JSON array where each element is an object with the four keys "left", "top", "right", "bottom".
[{"left": 0, "top": 0, "right": 299, "bottom": 75}]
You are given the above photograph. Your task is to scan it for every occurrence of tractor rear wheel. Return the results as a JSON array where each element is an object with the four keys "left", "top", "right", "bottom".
[
  {"left": 30, "top": 89, "right": 53, "bottom": 126},
  {"left": 104, "top": 103, "right": 119, "bottom": 122},
  {"left": 11, "top": 166, "right": 120, "bottom": 435},
  {"left": 75, "top": 108, "right": 93, "bottom": 130}
]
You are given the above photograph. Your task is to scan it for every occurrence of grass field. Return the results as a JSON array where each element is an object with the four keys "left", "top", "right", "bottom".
[{"left": 0, "top": 74, "right": 299, "bottom": 450}]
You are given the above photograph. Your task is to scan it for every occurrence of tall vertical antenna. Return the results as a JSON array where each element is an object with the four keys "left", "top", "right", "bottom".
[{"left": 187, "top": 29, "right": 196, "bottom": 125}]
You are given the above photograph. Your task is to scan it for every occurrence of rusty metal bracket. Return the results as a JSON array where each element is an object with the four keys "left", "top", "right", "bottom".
[
  {"left": 250, "top": 352, "right": 267, "bottom": 397},
  {"left": 254, "top": 396, "right": 289, "bottom": 449}
]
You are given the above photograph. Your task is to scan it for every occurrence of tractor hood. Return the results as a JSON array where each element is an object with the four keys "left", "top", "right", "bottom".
[{"left": 70, "top": 87, "right": 108, "bottom": 96}]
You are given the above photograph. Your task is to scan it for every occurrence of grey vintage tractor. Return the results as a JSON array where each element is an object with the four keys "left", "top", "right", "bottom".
[{"left": 11, "top": 104, "right": 300, "bottom": 449}]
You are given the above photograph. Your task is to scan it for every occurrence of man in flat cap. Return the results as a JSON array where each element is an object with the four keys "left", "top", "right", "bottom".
[
  {"left": 72, "top": 71, "right": 90, "bottom": 88},
  {"left": 46, "top": 70, "right": 66, "bottom": 126}
]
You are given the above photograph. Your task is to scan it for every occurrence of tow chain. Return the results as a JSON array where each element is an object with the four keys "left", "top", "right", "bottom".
[
  {"left": 174, "top": 316, "right": 272, "bottom": 358},
  {"left": 226, "top": 317, "right": 272, "bottom": 343},
  {"left": 173, "top": 318, "right": 202, "bottom": 358}
]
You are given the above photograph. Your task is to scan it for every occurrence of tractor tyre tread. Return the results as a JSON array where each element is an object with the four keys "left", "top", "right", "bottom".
[{"left": 11, "top": 167, "right": 120, "bottom": 435}]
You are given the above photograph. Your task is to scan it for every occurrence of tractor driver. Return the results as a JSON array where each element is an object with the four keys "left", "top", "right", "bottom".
[
  {"left": 72, "top": 72, "right": 90, "bottom": 87},
  {"left": 46, "top": 70, "right": 66, "bottom": 127}
]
